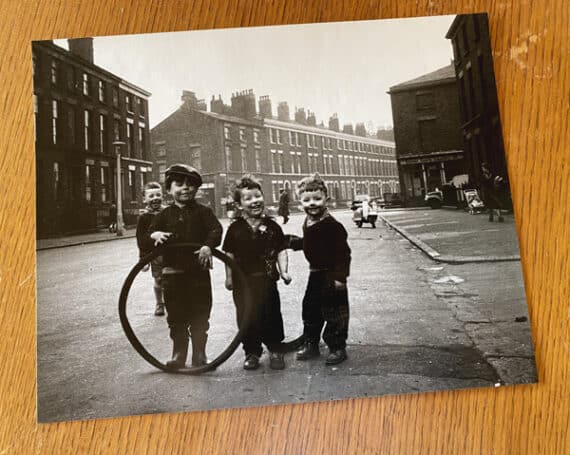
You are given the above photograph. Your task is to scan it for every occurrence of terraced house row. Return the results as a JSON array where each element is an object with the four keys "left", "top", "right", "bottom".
[
  {"left": 151, "top": 90, "right": 397, "bottom": 217},
  {"left": 33, "top": 38, "right": 151, "bottom": 237}
]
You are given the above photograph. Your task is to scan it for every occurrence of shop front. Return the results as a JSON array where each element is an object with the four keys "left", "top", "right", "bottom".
[{"left": 399, "top": 150, "right": 466, "bottom": 206}]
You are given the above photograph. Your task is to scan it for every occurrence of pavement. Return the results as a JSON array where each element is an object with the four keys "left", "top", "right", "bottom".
[
  {"left": 379, "top": 207, "right": 522, "bottom": 263},
  {"left": 36, "top": 228, "right": 138, "bottom": 250}
]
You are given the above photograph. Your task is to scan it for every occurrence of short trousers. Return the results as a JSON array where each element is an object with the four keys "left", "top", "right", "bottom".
[{"left": 150, "top": 256, "right": 163, "bottom": 279}]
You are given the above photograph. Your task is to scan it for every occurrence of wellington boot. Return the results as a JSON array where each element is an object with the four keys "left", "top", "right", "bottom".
[
  {"left": 166, "top": 335, "right": 189, "bottom": 369},
  {"left": 191, "top": 334, "right": 208, "bottom": 367}
]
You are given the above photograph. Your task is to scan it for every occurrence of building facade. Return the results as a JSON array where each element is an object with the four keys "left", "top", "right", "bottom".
[
  {"left": 150, "top": 90, "right": 397, "bottom": 217},
  {"left": 388, "top": 63, "right": 466, "bottom": 206},
  {"left": 446, "top": 14, "right": 508, "bottom": 183},
  {"left": 33, "top": 39, "right": 152, "bottom": 238}
]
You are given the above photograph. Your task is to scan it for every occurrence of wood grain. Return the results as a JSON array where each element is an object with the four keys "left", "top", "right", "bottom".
[{"left": 1, "top": 0, "right": 568, "bottom": 453}]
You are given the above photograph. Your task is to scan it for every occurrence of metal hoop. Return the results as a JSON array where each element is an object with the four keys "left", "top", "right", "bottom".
[{"left": 119, "top": 243, "right": 304, "bottom": 374}]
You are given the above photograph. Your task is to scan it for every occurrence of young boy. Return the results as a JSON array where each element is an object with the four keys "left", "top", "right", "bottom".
[
  {"left": 149, "top": 164, "right": 223, "bottom": 369},
  {"left": 136, "top": 181, "right": 165, "bottom": 316},
  {"left": 223, "top": 176, "right": 292, "bottom": 370},
  {"left": 290, "top": 174, "right": 351, "bottom": 365}
]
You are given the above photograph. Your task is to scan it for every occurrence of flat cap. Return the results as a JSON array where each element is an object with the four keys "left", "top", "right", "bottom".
[{"left": 164, "top": 164, "right": 202, "bottom": 187}]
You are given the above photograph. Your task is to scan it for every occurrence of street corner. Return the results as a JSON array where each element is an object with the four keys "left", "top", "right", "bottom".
[{"left": 379, "top": 208, "right": 521, "bottom": 263}]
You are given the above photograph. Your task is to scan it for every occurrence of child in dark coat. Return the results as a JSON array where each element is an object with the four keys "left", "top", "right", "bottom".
[
  {"left": 290, "top": 174, "right": 351, "bottom": 365},
  {"left": 223, "top": 176, "right": 292, "bottom": 370},
  {"left": 149, "top": 164, "right": 222, "bottom": 369},
  {"left": 136, "top": 181, "right": 165, "bottom": 316}
]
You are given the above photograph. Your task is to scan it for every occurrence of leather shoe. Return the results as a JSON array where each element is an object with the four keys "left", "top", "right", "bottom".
[
  {"left": 269, "top": 352, "right": 285, "bottom": 370},
  {"left": 243, "top": 354, "right": 260, "bottom": 370},
  {"left": 154, "top": 304, "right": 165, "bottom": 316},
  {"left": 325, "top": 349, "right": 347, "bottom": 365},
  {"left": 296, "top": 342, "right": 320, "bottom": 360}
]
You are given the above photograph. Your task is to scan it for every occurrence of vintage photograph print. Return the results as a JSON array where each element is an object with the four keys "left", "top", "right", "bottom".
[{"left": 35, "top": 14, "right": 537, "bottom": 423}]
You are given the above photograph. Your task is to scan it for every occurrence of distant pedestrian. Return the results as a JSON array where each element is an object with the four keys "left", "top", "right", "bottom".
[
  {"left": 480, "top": 162, "right": 504, "bottom": 222},
  {"left": 136, "top": 182, "right": 165, "bottom": 316},
  {"left": 108, "top": 203, "right": 117, "bottom": 233},
  {"left": 223, "top": 175, "right": 292, "bottom": 370},
  {"left": 289, "top": 174, "right": 352, "bottom": 365},
  {"left": 148, "top": 164, "right": 223, "bottom": 369},
  {"left": 225, "top": 193, "right": 239, "bottom": 222},
  {"left": 278, "top": 188, "right": 290, "bottom": 224}
]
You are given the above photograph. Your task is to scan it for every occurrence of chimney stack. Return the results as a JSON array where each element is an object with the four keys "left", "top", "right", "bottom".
[
  {"left": 329, "top": 113, "right": 340, "bottom": 132},
  {"left": 277, "top": 102, "right": 290, "bottom": 121},
  {"left": 68, "top": 38, "right": 94, "bottom": 64},
  {"left": 259, "top": 95, "right": 272, "bottom": 118},
  {"left": 211, "top": 94, "right": 226, "bottom": 114},
  {"left": 231, "top": 89, "right": 256, "bottom": 119},
  {"left": 355, "top": 122, "right": 367, "bottom": 136},
  {"left": 307, "top": 110, "right": 317, "bottom": 126},
  {"left": 343, "top": 123, "right": 354, "bottom": 135},
  {"left": 181, "top": 90, "right": 199, "bottom": 110},
  {"left": 294, "top": 107, "right": 307, "bottom": 124}
]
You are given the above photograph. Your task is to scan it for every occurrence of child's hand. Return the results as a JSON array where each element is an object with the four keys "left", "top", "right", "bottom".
[
  {"left": 141, "top": 263, "right": 150, "bottom": 272},
  {"left": 151, "top": 231, "right": 172, "bottom": 246},
  {"left": 225, "top": 276, "right": 233, "bottom": 291},
  {"left": 196, "top": 246, "right": 213, "bottom": 269},
  {"left": 333, "top": 280, "right": 346, "bottom": 291},
  {"left": 281, "top": 272, "right": 292, "bottom": 285}
]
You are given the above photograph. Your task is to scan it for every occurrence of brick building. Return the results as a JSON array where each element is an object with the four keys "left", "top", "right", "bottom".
[
  {"left": 151, "top": 90, "right": 265, "bottom": 211},
  {"left": 33, "top": 39, "right": 152, "bottom": 238},
  {"left": 446, "top": 14, "right": 508, "bottom": 183},
  {"left": 150, "top": 90, "right": 397, "bottom": 216},
  {"left": 388, "top": 63, "right": 465, "bottom": 206}
]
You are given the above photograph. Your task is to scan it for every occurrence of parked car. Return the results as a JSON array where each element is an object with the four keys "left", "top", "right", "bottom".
[
  {"left": 425, "top": 188, "right": 444, "bottom": 209},
  {"left": 381, "top": 192, "right": 403, "bottom": 208},
  {"left": 425, "top": 174, "right": 470, "bottom": 209}
]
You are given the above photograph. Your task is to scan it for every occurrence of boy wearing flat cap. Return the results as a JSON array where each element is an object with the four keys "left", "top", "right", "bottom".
[{"left": 149, "top": 164, "right": 222, "bottom": 369}]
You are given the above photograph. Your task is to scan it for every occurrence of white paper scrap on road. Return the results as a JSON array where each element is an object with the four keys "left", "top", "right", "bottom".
[{"left": 434, "top": 276, "right": 465, "bottom": 284}]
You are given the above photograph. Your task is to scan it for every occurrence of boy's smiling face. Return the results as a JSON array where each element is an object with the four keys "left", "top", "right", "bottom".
[
  {"left": 143, "top": 188, "right": 163, "bottom": 211},
  {"left": 169, "top": 176, "right": 197, "bottom": 206},
  {"left": 238, "top": 188, "right": 265, "bottom": 218},
  {"left": 300, "top": 189, "right": 327, "bottom": 219}
]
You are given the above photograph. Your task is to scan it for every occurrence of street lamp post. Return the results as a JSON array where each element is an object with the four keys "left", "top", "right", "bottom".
[{"left": 112, "top": 141, "right": 126, "bottom": 236}]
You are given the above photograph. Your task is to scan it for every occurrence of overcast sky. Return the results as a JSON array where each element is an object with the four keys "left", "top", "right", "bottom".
[{"left": 56, "top": 15, "right": 454, "bottom": 131}]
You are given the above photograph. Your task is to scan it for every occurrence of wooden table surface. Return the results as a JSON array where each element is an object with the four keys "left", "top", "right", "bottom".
[{"left": 1, "top": 1, "right": 568, "bottom": 453}]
